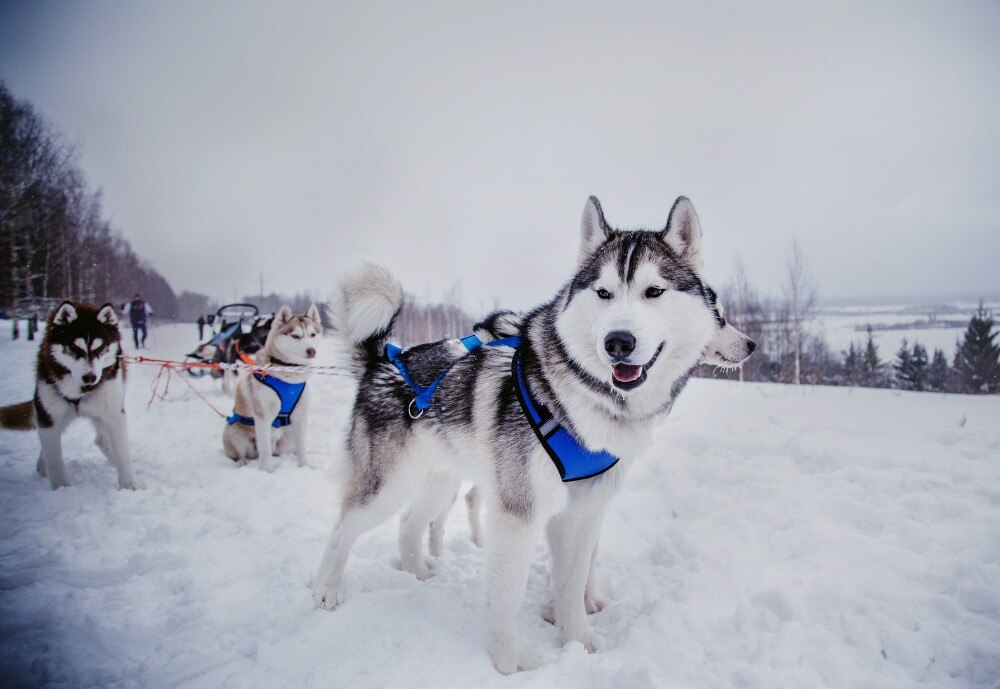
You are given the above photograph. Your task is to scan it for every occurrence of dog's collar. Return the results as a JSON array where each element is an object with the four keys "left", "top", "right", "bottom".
[{"left": 511, "top": 347, "right": 619, "bottom": 482}]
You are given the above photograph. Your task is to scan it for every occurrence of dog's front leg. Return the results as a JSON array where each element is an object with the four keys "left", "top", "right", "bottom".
[
  {"left": 38, "top": 425, "right": 70, "bottom": 489},
  {"left": 550, "top": 505, "right": 605, "bottom": 652},
  {"left": 94, "top": 410, "right": 142, "bottom": 490},
  {"left": 486, "top": 508, "right": 542, "bottom": 674},
  {"left": 292, "top": 392, "right": 310, "bottom": 468},
  {"left": 254, "top": 420, "right": 274, "bottom": 472}
]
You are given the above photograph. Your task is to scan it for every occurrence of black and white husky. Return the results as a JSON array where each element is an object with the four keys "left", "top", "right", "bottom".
[
  {"left": 312, "top": 196, "right": 754, "bottom": 673},
  {"left": 0, "top": 301, "right": 140, "bottom": 490}
]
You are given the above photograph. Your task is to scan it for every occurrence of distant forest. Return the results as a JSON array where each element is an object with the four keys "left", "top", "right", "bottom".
[{"left": 0, "top": 82, "right": 178, "bottom": 316}]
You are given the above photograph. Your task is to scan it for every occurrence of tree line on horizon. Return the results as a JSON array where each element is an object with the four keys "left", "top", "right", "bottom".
[
  {"left": 710, "top": 245, "right": 999, "bottom": 395},
  {"left": 0, "top": 82, "right": 178, "bottom": 317}
]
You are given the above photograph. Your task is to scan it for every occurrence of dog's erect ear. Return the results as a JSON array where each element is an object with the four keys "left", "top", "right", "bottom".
[
  {"left": 579, "top": 196, "right": 613, "bottom": 266},
  {"left": 96, "top": 303, "right": 119, "bottom": 326},
  {"left": 306, "top": 303, "right": 322, "bottom": 328},
  {"left": 702, "top": 322, "right": 756, "bottom": 369},
  {"left": 273, "top": 305, "right": 293, "bottom": 328},
  {"left": 661, "top": 196, "right": 702, "bottom": 272},
  {"left": 52, "top": 301, "right": 78, "bottom": 325}
]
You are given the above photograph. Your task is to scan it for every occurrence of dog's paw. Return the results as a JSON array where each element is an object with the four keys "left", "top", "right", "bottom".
[
  {"left": 400, "top": 557, "right": 436, "bottom": 581},
  {"left": 312, "top": 580, "right": 345, "bottom": 610},
  {"left": 561, "top": 629, "right": 597, "bottom": 653},
  {"left": 491, "top": 645, "right": 542, "bottom": 675},
  {"left": 119, "top": 478, "right": 144, "bottom": 490},
  {"left": 259, "top": 460, "right": 275, "bottom": 474},
  {"left": 585, "top": 593, "right": 608, "bottom": 615},
  {"left": 542, "top": 602, "right": 556, "bottom": 625}
]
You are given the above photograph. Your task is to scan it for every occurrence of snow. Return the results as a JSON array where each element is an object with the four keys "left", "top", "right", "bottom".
[{"left": 1, "top": 322, "right": 998, "bottom": 688}]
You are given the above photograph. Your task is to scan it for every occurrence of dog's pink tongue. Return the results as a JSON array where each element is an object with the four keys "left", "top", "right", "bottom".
[{"left": 612, "top": 363, "right": 642, "bottom": 383}]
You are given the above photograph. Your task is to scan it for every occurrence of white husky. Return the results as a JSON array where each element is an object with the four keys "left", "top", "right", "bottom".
[{"left": 312, "top": 196, "right": 754, "bottom": 673}]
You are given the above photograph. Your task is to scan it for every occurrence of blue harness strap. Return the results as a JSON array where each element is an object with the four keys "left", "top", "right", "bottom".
[
  {"left": 386, "top": 334, "right": 520, "bottom": 418},
  {"left": 386, "top": 333, "right": 620, "bottom": 482},
  {"left": 511, "top": 349, "right": 619, "bottom": 482},
  {"left": 226, "top": 373, "right": 306, "bottom": 428}
]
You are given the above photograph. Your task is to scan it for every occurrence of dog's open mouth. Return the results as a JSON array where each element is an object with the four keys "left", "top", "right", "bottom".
[
  {"left": 612, "top": 364, "right": 642, "bottom": 383},
  {"left": 610, "top": 343, "right": 663, "bottom": 391}
]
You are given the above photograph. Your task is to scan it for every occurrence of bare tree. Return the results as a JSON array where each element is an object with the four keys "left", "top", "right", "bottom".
[{"left": 784, "top": 238, "right": 816, "bottom": 385}]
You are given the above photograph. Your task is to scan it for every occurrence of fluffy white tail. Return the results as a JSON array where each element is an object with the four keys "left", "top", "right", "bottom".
[{"left": 327, "top": 264, "right": 404, "bottom": 378}]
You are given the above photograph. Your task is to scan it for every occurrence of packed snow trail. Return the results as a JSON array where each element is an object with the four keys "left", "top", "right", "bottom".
[{"left": 1, "top": 323, "right": 998, "bottom": 688}]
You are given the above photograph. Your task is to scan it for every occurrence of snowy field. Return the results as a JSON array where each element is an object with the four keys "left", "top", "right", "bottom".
[{"left": 1, "top": 322, "right": 999, "bottom": 688}]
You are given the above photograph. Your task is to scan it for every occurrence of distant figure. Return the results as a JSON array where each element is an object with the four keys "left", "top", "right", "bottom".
[
  {"left": 123, "top": 293, "right": 153, "bottom": 349},
  {"left": 197, "top": 313, "right": 206, "bottom": 340}
]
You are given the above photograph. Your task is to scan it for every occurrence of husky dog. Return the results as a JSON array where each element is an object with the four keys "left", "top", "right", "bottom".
[
  {"left": 312, "top": 196, "right": 754, "bottom": 674},
  {"left": 428, "top": 302, "right": 753, "bottom": 604},
  {"left": 220, "top": 315, "right": 275, "bottom": 397},
  {"left": 0, "top": 301, "right": 140, "bottom": 490},
  {"left": 222, "top": 305, "right": 322, "bottom": 472}
]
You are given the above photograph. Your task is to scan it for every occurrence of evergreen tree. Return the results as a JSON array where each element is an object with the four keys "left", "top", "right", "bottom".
[
  {"left": 953, "top": 301, "right": 1000, "bottom": 393},
  {"left": 894, "top": 338, "right": 913, "bottom": 389},
  {"left": 910, "top": 342, "right": 929, "bottom": 392},
  {"left": 928, "top": 348, "right": 949, "bottom": 392},
  {"left": 861, "top": 325, "right": 885, "bottom": 387},
  {"left": 843, "top": 341, "right": 863, "bottom": 386}
]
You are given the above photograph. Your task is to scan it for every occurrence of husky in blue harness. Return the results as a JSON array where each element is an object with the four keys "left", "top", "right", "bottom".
[
  {"left": 312, "top": 198, "right": 755, "bottom": 674},
  {"left": 222, "top": 304, "right": 323, "bottom": 472}
]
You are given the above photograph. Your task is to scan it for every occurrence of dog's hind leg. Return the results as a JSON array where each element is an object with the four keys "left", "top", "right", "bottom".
[
  {"left": 486, "top": 508, "right": 543, "bottom": 674},
  {"left": 313, "top": 467, "right": 413, "bottom": 610},
  {"left": 35, "top": 452, "right": 47, "bottom": 477},
  {"left": 427, "top": 481, "right": 459, "bottom": 558},
  {"left": 465, "top": 485, "right": 484, "bottom": 548},
  {"left": 398, "top": 471, "right": 458, "bottom": 575},
  {"left": 584, "top": 535, "right": 608, "bottom": 615}
]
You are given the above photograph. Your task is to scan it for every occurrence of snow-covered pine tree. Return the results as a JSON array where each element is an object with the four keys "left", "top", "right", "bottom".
[
  {"left": 843, "top": 341, "right": 863, "bottom": 386},
  {"left": 894, "top": 338, "right": 913, "bottom": 389},
  {"left": 953, "top": 301, "right": 1000, "bottom": 394},
  {"left": 862, "top": 325, "right": 886, "bottom": 388},
  {"left": 911, "top": 342, "right": 929, "bottom": 392},
  {"left": 928, "top": 348, "right": 950, "bottom": 392}
]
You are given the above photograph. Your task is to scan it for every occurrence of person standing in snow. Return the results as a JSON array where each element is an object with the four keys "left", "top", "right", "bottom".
[
  {"left": 197, "top": 313, "right": 206, "bottom": 340},
  {"left": 123, "top": 293, "right": 153, "bottom": 349}
]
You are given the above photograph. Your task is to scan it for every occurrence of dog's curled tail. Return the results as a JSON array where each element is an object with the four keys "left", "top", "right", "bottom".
[
  {"left": 328, "top": 263, "right": 404, "bottom": 378},
  {"left": 0, "top": 400, "right": 36, "bottom": 431}
]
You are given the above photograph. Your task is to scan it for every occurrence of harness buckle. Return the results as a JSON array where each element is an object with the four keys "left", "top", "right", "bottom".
[{"left": 407, "top": 398, "right": 424, "bottom": 420}]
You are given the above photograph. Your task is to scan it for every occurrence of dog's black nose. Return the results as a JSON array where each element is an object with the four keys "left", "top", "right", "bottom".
[
  {"left": 747, "top": 339, "right": 757, "bottom": 354},
  {"left": 82, "top": 373, "right": 97, "bottom": 384},
  {"left": 306, "top": 348, "right": 316, "bottom": 358},
  {"left": 604, "top": 331, "right": 636, "bottom": 360}
]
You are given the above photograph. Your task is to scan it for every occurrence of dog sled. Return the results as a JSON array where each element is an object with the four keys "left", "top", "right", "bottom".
[{"left": 185, "top": 303, "right": 268, "bottom": 377}]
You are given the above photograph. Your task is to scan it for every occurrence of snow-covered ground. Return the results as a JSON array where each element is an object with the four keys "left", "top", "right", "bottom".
[{"left": 1, "top": 322, "right": 998, "bottom": 688}]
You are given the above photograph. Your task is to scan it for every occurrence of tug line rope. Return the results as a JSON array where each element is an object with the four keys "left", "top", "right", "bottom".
[{"left": 119, "top": 355, "right": 353, "bottom": 419}]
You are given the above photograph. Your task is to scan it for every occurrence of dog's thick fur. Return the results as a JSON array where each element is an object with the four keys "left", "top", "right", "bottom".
[
  {"left": 312, "top": 197, "right": 754, "bottom": 673},
  {"left": 0, "top": 300, "right": 139, "bottom": 490},
  {"left": 222, "top": 304, "right": 322, "bottom": 472}
]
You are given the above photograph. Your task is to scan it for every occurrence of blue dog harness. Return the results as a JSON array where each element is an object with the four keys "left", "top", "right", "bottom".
[
  {"left": 226, "top": 373, "right": 306, "bottom": 428},
  {"left": 386, "top": 334, "right": 619, "bottom": 482}
]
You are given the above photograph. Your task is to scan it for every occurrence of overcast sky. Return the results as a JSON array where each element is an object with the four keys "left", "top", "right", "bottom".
[{"left": 1, "top": 1, "right": 997, "bottom": 312}]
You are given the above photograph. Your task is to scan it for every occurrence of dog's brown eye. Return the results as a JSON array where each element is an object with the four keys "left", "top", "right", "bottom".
[
  {"left": 645, "top": 287, "right": 665, "bottom": 298},
  {"left": 596, "top": 288, "right": 612, "bottom": 300}
]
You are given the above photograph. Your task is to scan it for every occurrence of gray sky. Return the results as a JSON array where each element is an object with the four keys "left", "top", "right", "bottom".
[{"left": 1, "top": 1, "right": 998, "bottom": 312}]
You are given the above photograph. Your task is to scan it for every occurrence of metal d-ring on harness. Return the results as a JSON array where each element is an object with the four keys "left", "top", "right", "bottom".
[
  {"left": 385, "top": 334, "right": 520, "bottom": 419},
  {"left": 385, "top": 334, "right": 620, "bottom": 482}
]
